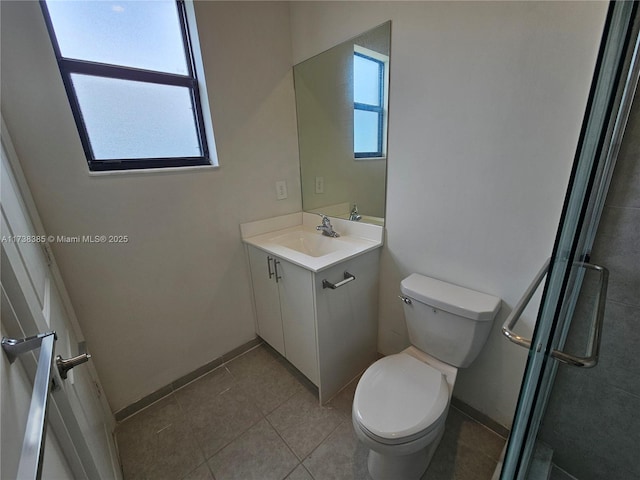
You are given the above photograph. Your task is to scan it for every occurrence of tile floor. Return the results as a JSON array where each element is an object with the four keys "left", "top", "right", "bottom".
[{"left": 116, "top": 344, "right": 505, "bottom": 480}]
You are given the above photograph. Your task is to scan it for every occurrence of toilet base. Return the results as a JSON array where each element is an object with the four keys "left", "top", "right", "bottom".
[{"left": 366, "top": 427, "right": 444, "bottom": 480}]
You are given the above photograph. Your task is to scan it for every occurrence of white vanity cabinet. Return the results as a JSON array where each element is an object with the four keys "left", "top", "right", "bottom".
[
  {"left": 247, "top": 245, "right": 319, "bottom": 384},
  {"left": 246, "top": 244, "right": 380, "bottom": 403}
]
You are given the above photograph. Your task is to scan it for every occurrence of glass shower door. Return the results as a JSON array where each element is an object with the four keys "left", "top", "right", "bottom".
[{"left": 500, "top": 2, "right": 640, "bottom": 479}]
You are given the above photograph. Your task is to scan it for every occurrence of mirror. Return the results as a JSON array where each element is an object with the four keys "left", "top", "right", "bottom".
[{"left": 294, "top": 22, "right": 390, "bottom": 226}]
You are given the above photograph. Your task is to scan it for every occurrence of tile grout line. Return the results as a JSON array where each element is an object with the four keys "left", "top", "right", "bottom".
[
  {"left": 299, "top": 415, "right": 351, "bottom": 475},
  {"left": 264, "top": 409, "right": 302, "bottom": 463},
  {"left": 259, "top": 386, "right": 317, "bottom": 477},
  {"left": 263, "top": 384, "right": 351, "bottom": 464},
  {"left": 201, "top": 373, "right": 266, "bottom": 463}
]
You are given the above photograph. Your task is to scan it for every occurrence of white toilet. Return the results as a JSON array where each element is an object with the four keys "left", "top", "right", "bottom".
[{"left": 352, "top": 273, "right": 501, "bottom": 480}]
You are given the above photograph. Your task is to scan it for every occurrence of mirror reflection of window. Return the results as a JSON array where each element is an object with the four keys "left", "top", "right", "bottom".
[
  {"left": 293, "top": 20, "right": 390, "bottom": 224},
  {"left": 354, "top": 46, "right": 388, "bottom": 159}
]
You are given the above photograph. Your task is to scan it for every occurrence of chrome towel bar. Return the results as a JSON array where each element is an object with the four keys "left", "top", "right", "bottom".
[
  {"left": 322, "top": 271, "right": 356, "bottom": 289},
  {"left": 502, "top": 258, "right": 609, "bottom": 368},
  {"left": 2, "top": 331, "right": 57, "bottom": 480}
]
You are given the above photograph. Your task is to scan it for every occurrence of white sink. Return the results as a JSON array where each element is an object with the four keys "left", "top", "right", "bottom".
[
  {"left": 270, "top": 230, "right": 348, "bottom": 258},
  {"left": 241, "top": 213, "right": 384, "bottom": 272}
]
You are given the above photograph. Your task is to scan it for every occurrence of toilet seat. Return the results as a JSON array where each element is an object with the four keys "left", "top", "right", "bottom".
[{"left": 353, "top": 353, "right": 449, "bottom": 444}]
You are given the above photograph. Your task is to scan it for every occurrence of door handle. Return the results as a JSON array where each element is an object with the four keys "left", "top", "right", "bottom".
[
  {"left": 56, "top": 352, "right": 91, "bottom": 379},
  {"left": 267, "top": 256, "right": 274, "bottom": 279},
  {"left": 502, "top": 259, "right": 609, "bottom": 368},
  {"left": 274, "top": 259, "right": 282, "bottom": 283}
]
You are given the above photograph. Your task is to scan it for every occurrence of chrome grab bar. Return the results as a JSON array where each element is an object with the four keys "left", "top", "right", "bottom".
[
  {"left": 2, "top": 331, "right": 57, "bottom": 480},
  {"left": 502, "top": 258, "right": 609, "bottom": 368},
  {"left": 322, "top": 271, "right": 356, "bottom": 289}
]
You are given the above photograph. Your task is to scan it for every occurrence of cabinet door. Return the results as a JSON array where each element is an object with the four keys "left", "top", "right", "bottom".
[
  {"left": 277, "top": 258, "right": 319, "bottom": 385},
  {"left": 247, "top": 246, "right": 285, "bottom": 356},
  {"left": 315, "top": 250, "right": 380, "bottom": 403}
]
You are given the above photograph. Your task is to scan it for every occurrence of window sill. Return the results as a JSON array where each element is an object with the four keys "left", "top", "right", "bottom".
[
  {"left": 88, "top": 164, "right": 219, "bottom": 177},
  {"left": 354, "top": 156, "right": 387, "bottom": 161}
]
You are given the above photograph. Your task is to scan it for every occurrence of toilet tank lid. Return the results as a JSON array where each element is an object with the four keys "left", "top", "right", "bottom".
[{"left": 400, "top": 273, "right": 501, "bottom": 322}]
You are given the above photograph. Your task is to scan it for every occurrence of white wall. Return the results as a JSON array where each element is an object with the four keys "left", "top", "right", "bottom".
[
  {"left": 0, "top": 1, "right": 301, "bottom": 412},
  {"left": 290, "top": 1, "right": 607, "bottom": 427}
]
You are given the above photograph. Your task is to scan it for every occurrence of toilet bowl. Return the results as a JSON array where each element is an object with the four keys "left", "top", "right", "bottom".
[
  {"left": 353, "top": 273, "right": 501, "bottom": 480},
  {"left": 352, "top": 347, "right": 457, "bottom": 479}
]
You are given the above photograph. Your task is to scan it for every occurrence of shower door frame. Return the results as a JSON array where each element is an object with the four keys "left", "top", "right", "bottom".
[{"left": 500, "top": 2, "right": 640, "bottom": 479}]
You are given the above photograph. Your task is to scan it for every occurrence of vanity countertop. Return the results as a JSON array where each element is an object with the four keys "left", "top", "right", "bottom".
[{"left": 240, "top": 212, "right": 384, "bottom": 273}]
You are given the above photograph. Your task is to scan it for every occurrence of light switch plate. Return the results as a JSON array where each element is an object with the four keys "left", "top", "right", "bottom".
[{"left": 276, "top": 180, "right": 288, "bottom": 200}]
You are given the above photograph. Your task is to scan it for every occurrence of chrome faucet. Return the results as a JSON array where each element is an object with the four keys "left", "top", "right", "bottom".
[
  {"left": 316, "top": 214, "right": 340, "bottom": 237},
  {"left": 349, "top": 204, "right": 362, "bottom": 221}
]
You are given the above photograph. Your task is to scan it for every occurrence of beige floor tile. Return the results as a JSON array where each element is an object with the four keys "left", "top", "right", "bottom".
[
  {"left": 268, "top": 387, "right": 345, "bottom": 459},
  {"left": 226, "top": 345, "right": 304, "bottom": 414},
  {"left": 116, "top": 395, "right": 203, "bottom": 480},
  {"left": 424, "top": 440, "right": 498, "bottom": 480},
  {"left": 303, "top": 420, "right": 372, "bottom": 480},
  {"left": 422, "top": 407, "right": 504, "bottom": 480},
  {"left": 175, "top": 376, "right": 263, "bottom": 459},
  {"left": 208, "top": 419, "right": 299, "bottom": 480},
  {"left": 442, "top": 408, "right": 506, "bottom": 462},
  {"left": 116, "top": 346, "right": 505, "bottom": 480}
]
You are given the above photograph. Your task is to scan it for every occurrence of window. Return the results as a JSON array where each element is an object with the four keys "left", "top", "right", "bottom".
[
  {"left": 353, "top": 47, "right": 388, "bottom": 159},
  {"left": 41, "top": 0, "right": 214, "bottom": 171}
]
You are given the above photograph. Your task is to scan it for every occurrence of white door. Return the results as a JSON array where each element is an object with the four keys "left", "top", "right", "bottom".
[{"left": 1, "top": 131, "right": 122, "bottom": 479}]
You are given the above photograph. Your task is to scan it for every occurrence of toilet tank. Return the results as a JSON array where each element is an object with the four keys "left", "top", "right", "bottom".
[{"left": 400, "top": 274, "right": 501, "bottom": 368}]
